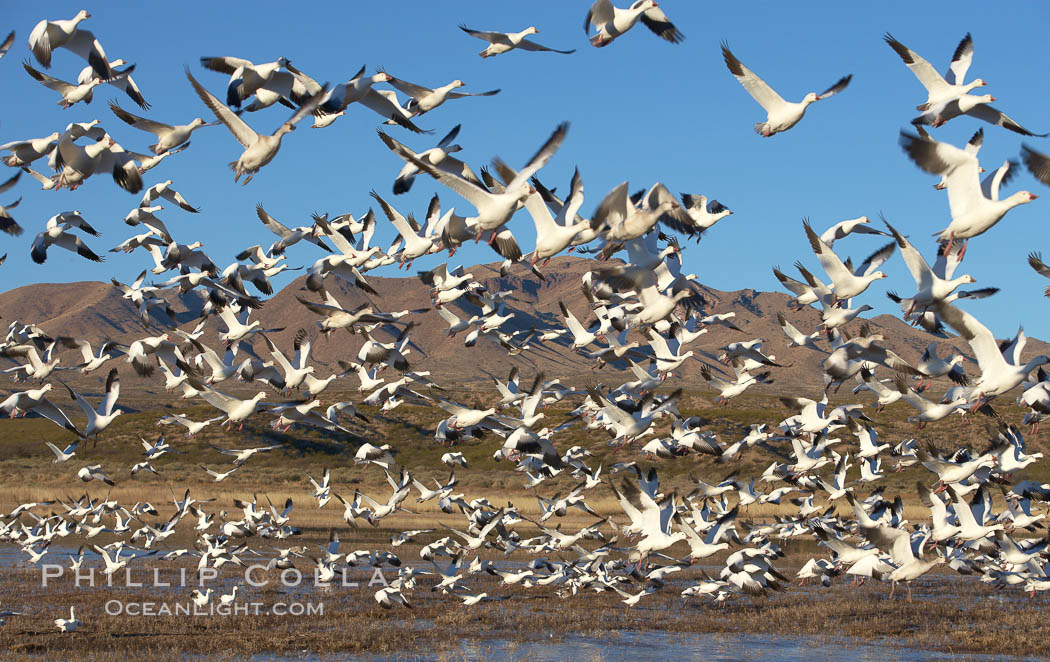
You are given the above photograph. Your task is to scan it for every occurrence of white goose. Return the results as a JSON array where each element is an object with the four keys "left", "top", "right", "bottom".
[
  {"left": 29, "top": 10, "right": 115, "bottom": 79},
  {"left": 186, "top": 69, "right": 324, "bottom": 184},
  {"left": 384, "top": 73, "right": 501, "bottom": 116},
  {"left": 54, "top": 606, "right": 81, "bottom": 632},
  {"left": 883, "top": 33, "right": 986, "bottom": 113},
  {"left": 459, "top": 25, "right": 575, "bottom": 58},
  {"left": 110, "top": 100, "right": 214, "bottom": 154},
  {"left": 65, "top": 368, "right": 122, "bottom": 440},
  {"left": 379, "top": 123, "right": 567, "bottom": 241},
  {"left": 900, "top": 129, "right": 1037, "bottom": 255},
  {"left": 524, "top": 186, "right": 592, "bottom": 265},
  {"left": 934, "top": 300, "right": 1049, "bottom": 407},
  {"left": 198, "top": 388, "right": 269, "bottom": 431},
  {"left": 22, "top": 60, "right": 109, "bottom": 108},
  {"left": 884, "top": 218, "right": 975, "bottom": 314},
  {"left": 802, "top": 219, "right": 886, "bottom": 302},
  {"left": 584, "top": 0, "right": 683, "bottom": 47},
  {"left": 722, "top": 42, "right": 851, "bottom": 137}
]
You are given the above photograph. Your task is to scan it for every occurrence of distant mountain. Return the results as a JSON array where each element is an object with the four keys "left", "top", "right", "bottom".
[{"left": 1, "top": 256, "right": 1044, "bottom": 399}]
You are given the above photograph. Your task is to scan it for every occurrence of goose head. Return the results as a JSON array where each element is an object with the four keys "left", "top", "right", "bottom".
[
  {"left": 524, "top": 26, "right": 540, "bottom": 36},
  {"left": 802, "top": 92, "right": 820, "bottom": 105},
  {"left": 1009, "top": 191, "right": 1038, "bottom": 207},
  {"left": 73, "top": 10, "right": 91, "bottom": 23}
]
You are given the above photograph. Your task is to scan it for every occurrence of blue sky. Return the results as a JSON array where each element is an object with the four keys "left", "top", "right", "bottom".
[{"left": 2, "top": 1, "right": 1049, "bottom": 337}]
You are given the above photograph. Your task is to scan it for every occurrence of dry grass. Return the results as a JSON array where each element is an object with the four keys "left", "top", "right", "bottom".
[{"left": 0, "top": 387, "right": 1047, "bottom": 657}]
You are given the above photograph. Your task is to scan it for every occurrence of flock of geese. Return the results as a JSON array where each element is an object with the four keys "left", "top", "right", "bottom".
[{"left": 2, "top": 2, "right": 1050, "bottom": 638}]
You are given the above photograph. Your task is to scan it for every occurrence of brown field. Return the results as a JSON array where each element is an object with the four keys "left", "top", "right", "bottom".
[{"left": 0, "top": 388, "right": 1047, "bottom": 658}]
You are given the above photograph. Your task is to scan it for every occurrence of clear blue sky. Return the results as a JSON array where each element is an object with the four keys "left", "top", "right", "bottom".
[{"left": 2, "top": 1, "right": 1049, "bottom": 337}]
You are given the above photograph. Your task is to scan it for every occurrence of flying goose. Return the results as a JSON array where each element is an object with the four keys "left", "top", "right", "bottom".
[
  {"left": 459, "top": 25, "right": 575, "bottom": 58},
  {"left": 721, "top": 42, "right": 851, "bottom": 137},
  {"left": 382, "top": 72, "right": 500, "bottom": 116},
  {"left": 186, "top": 68, "right": 326, "bottom": 184},
  {"left": 0, "top": 171, "right": 23, "bottom": 236},
  {"left": 109, "top": 100, "right": 214, "bottom": 154},
  {"left": 584, "top": 0, "right": 684, "bottom": 47},
  {"left": 883, "top": 33, "right": 985, "bottom": 113},
  {"left": 65, "top": 368, "right": 122, "bottom": 441},
  {"left": 22, "top": 60, "right": 114, "bottom": 108},
  {"left": 28, "top": 10, "right": 117, "bottom": 79}
]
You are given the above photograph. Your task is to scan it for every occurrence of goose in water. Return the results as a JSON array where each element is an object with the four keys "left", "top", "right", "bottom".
[
  {"left": 459, "top": 25, "right": 575, "bottom": 58},
  {"left": 722, "top": 42, "right": 851, "bottom": 137},
  {"left": 900, "top": 129, "right": 1037, "bottom": 256},
  {"left": 584, "top": 0, "right": 683, "bottom": 47},
  {"left": 186, "top": 69, "right": 325, "bottom": 184},
  {"left": 110, "top": 101, "right": 215, "bottom": 154},
  {"left": 883, "top": 33, "right": 986, "bottom": 114}
]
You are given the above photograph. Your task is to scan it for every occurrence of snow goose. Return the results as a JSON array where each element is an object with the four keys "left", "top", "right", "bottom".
[
  {"left": 65, "top": 368, "right": 122, "bottom": 441},
  {"left": 883, "top": 218, "right": 975, "bottom": 314},
  {"left": 54, "top": 606, "right": 80, "bottom": 633},
  {"left": 311, "top": 67, "right": 424, "bottom": 132},
  {"left": 371, "top": 190, "right": 438, "bottom": 267},
  {"left": 802, "top": 219, "right": 886, "bottom": 302},
  {"left": 198, "top": 387, "right": 269, "bottom": 431},
  {"left": 901, "top": 128, "right": 1039, "bottom": 254},
  {"left": 54, "top": 336, "right": 123, "bottom": 374},
  {"left": 76, "top": 57, "right": 148, "bottom": 109},
  {"left": 592, "top": 182, "right": 681, "bottom": 245},
  {"left": 721, "top": 42, "right": 851, "bottom": 137},
  {"left": 460, "top": 25, "right": 575, "bottom": 58},
  {"left": 29, "top": 10, "right": 116, "bottom": 79},
  {"left": 1, "top": 132, "right": 60, "bottom": 167},
  {"left": 208, "top": 442, "right": 284, "bottom": 466},
  {"left": 22, "top": 60, "right": 112, "bottom": 108},
  {"left": 934, "top": 300, "right": 1049, "bottom": 407},
  {"left": 916, "top": 342, "right": 968, "bottom": 388},
  {"left": 893, "top": 373, "right": 969, "bottom": 428},
  {"left": 109, "top": 100, "right": 214, "bottom": 154},
  {"left": 43, "top": 439, "right": 78, "bottom": 463},
  {"left": 852, "top": 368, "right": 903, "bottom": 411},
  {"left": 664, "top": 193, "right": 733, "bottom": 239},
  {"left": 383, "top": 73, "right": 500, "bottom": 116},
  {"left": 77, "top": 464, "right": 114, "bottom": 485},
  {"left": 386, "top": 125, "right": 480, "bottom": 195},
  {"left": 883, "top": 33, "right": 986, "bottom": 112},
  {"left": 914, "top": 92, "right": 1047, "bottom": 137},
  {"left": 524, "top": 187, "right": 592, "bottom": 265},
  {"left": 584, "top": 0, "right": 683, "bottom": 47},
  {"left": 699, "top": 364, "right": 768, "bottom": 405},
  {"left": 185, "top": 68, "right": 325, "bottom": 185},
  {"left": 139, "top": 180, "right": 199, "bottom": 213},
  {"left": 775, "top": 312, "right": 821, "bottom": 350},
  {"left": 0, "top": 384, "right": 80, "bottom": 435},
  {"left": 862, "top": 525, "right": 944, "bottom": 602},
  {"left": 819, "top": 216, "right": 889, "bottom": 246},
  {"left": 198, "top": 55, "right": 296, "bottom": 108},
  {"left": 255, "top": 203, "right": 332, "bottom": 255},
  {"left": 380, "top": 123, "right": 567, "bottom": 241},
  {"left": 157, "top": 413, "right": 223, "bottom": 438}
]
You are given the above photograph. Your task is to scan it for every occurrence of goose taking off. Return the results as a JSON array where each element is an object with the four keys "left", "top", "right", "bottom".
[
  {"left": 721, "top": 42, "right": 851, "bottom": 137},
  {"left": 584, "top": 1, "right": 684, "bottom": 47}
]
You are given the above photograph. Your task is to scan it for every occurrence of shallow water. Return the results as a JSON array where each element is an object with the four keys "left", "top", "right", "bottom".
[
  {"left": 233, "top": 630, "right": 1044, "bottom": 661},
  {"left": 369, "top": 631, "right": 1039, "bottom": 662}
]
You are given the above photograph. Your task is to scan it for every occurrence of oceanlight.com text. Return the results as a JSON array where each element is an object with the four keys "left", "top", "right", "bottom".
[{"left": 104, "top": 600, "right": 324, "bottom": 617}]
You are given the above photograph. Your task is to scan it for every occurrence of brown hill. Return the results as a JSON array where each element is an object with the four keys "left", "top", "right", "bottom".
[{"left": 1, "top": 256, "right": 1046, "bottom": 400}]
